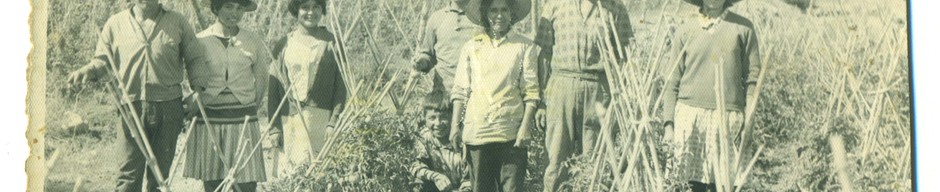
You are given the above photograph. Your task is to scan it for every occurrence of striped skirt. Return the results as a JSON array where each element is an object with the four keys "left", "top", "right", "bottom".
[
  {"left": 668, "top": 102, "right": 744, "bottom": 184},
  {"left": 183, "top": 94, "right": 266, "bottom": 182}
]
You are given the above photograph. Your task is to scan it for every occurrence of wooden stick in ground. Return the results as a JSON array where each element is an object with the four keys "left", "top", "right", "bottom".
[
  {"left": 71, "top": 176, "right": 84, "bottom": 192},
  {"left": 307, "top": 70, "right": 404, "bottom": 177},
  {"left": 712, "top": 59, "right": 732, "bottom": 192},
  {"left": 209, "top": 81, "right": 295, "bottom": 189},
  {"left": 165, "top": 116, "right": 199, "bottom": 186},
  {"left": 105, "top": 82, "right": 170, "bottom": 192},
  {"left": 734, "top": 144, "right": 764, "bottom": 192},
  {"left": 192, "top": 96, "right": 243, "bottom": 192},
  {"left": 193, "top": 95, "right": 236, "bottom": 173},
  {"left": 188, "top": 0, "right": 207, "bottom": 28},
  {"left": 830, "top": 135, "right": 855, "bottom": 192},
  {"left": 216, "top": 116, "right": 253, "bottom": 192},
  {"left": 304, "top": 70, "right": 403, "bottom": 177}
]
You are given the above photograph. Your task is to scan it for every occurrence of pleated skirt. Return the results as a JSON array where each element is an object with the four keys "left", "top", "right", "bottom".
[{"left": 183, "top": 95, "right": 266, "bottom": 182}]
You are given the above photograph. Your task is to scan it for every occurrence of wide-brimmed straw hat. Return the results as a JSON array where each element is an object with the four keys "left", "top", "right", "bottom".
[
  {"left": 202, "top": 0, "right": 258, "bottom": 13},
  {"left": 681, "top": 0, "right": 743, "bottom": 7},
  {"left": 465, "top": 0, "right": 531, "bottom": 27}
]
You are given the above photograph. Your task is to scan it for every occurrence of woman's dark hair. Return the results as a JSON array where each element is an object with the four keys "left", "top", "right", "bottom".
[
  {"left": 690, "top": 0, "right": 736, "bottom": 9},
  {"left": 210, "top": 0, "right": 253, "bottom": 15},
  {"left": 288, "top": 0, "right": 328, "bottom": 17},
  {"left": 479, "top": 0, "right": 518, "bottom": 31}
]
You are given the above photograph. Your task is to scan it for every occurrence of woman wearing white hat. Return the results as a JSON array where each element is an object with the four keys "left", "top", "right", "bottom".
[{"left": 449, "top": 0, "right": 537, "bottom": 191}]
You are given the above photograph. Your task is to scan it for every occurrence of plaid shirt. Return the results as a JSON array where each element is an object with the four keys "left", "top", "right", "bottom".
[{"left": 536, "top": 0, "right": 634, "bottom": 80}]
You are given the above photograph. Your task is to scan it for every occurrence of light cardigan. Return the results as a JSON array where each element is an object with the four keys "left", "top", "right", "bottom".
[
  {"left": 662, "top": 11, "right": 761, "bottom": 122},
  {"left": 452, "top": 32, "right": 541, "bottom": 145},
  {"left": 82, "top": 6, "right": 210, "bottom": 101},
  {"left": 196, "top": 23, "right": 273, "bottom": 105},
  {"left": 267, "top": 27, "right": 347, "bottom": 128}
]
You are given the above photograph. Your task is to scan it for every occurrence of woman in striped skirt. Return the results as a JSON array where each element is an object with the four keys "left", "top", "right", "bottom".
[{"left": 182, "top": 0, "right": 272, "bottom": 191}]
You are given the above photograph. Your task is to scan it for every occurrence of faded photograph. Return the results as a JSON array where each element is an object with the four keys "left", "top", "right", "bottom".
[{"left": 28, "top": 0, "right": 911, "bottom": 191}]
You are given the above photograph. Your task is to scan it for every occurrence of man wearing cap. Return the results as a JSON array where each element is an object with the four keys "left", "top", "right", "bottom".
[
  {"left": 534, "top": 0, "right": 634, "bottom": 191},
  {"left": 65, "top": 0, "right": 210, "bottom": 191},
  {"left": 412, "top": 0, "right": 485, "bottom": 97}
]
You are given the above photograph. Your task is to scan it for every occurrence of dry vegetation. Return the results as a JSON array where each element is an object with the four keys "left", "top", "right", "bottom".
[{"left": 43, "top": 0, "right": 910, "bottom": 191}]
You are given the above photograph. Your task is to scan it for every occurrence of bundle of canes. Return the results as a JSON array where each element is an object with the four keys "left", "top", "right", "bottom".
[
  {"left": 196, "top": 74, "right": 299, "bottom": 191},
  {"left": 104, "top": 81, "right": 171, "bottom": 192},
  {"left": 191, "top": 86, "right": 296, "bottom": 192}
]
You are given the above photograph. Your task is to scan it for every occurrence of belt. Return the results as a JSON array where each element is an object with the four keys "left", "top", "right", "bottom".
[{"left": 553, "top": 70, "right": 606, "bottom": 81}]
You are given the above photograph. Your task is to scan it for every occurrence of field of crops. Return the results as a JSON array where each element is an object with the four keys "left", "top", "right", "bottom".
[{"left": 43, "top": 0, "right": 910, "bottom": 191}]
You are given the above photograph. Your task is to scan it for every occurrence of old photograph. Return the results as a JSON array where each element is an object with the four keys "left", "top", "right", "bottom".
[{"left": 26, "top": 0, "right": 912, "bottom": 191}]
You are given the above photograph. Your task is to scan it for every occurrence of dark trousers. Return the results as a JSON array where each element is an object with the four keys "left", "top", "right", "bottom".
[
  {"left": 203, "top": 180, "right": 257, "bottom": 192},
  {"left": 113, "top": 99, "right": 184, "bottom": 192},
  {"left": 678, "top": 181, "right": 739, "bottom": 192},
  {"left": 467, "top": 141, "right": 527, "bottom": 192}
]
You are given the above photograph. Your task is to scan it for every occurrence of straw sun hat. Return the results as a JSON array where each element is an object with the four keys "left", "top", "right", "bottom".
[{"left": 465, "top": 0, "right": 532, "bottom": 27}]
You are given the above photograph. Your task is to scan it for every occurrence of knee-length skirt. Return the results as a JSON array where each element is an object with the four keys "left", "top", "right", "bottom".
[
  {"left": 669, "top": 102, "right": 745, "bottom": 184},
  {"left": 183, "top": 95, "right": 266, "bottom": 182}
]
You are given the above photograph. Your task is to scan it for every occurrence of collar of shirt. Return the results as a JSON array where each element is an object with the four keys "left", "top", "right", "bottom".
[
  {"left": 446, "top": 1, "right": 465, "bottom": 14},
  {"left": 203, "top": 23, "right": 234, "bottom": 38},
  {"left": 129, "top": 3, "right": 167, "bottom": 21},
  {"left": 203, "top": 23, "right": 243, "bottom": 46},
  {"left": 698, "top": 10, "right": 728, "bottom": 31},
  {"left": 473, "top": 31, "right": 516, "bottom": 48}
]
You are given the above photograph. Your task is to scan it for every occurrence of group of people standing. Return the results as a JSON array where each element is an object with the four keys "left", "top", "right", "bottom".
[
  {"left": 409, "top": 0, "right": 759, "bottom": 191},
  {"left": 65, "top": 0, "right": 759, "bottom": 191},
  {"left": 68, "top": 0, "right": 344, "bottom": 191}
]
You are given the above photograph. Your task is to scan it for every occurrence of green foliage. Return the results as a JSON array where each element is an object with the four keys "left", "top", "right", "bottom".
[
  {"left": 44, "top": 0, "right": 911, "bottom": 191},
  {"left": 262, "top": 111, "right": 421, "bottom": 191}
]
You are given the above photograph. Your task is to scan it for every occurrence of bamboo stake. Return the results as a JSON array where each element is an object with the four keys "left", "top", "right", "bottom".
[
  {"left": 713, "top": 58, "right": 732, "bottom": 192},
  {"left": 216, "top": 116, "right": 252, "bottom": 192},
  {"left": 164, "top": 116, "right": 199, "bottom": 186},
  {"left": 193, "top": 95, "right": 236, "bottom": 175},
  {"left": 71, "top": 176, "right": 84, "bottom": 192},
  {"left": 209, "top": 82, "right": 294, "bottom": 191},
  {"left": 830, "top": 135, "right": 855, "bottom": 192},
  {"left": 188, "top": 0, "right": 207, "bottom": 28},
  {"left": 105, "top": 81, "right": 170, "bottom": 192},
  {"left": 734, "top": 145, "right": 764, "bottom": 192}
]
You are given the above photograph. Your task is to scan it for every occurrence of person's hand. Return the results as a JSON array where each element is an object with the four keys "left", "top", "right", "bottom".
[
  {"left": 662, "top": 122, "right": 675, "bottom": 144},
  {"left": 514, "top": 122, "right": 531, "bottom": 148},
  {"left": 535, "top": 108, "right": 546, "bottom": 130},
  {"left": 412, "top": 54, "right": 433, "bottom": 73},
  {"left": 458, "top": 181, "right": 472, "bottom": 192},
  {"left": 432, "top": 174, "right": 453, "bottom": 191},
  {"left": 449, "top": 122, "right": 462, "bottom": 150},
  {"left": 66, "top": 66, "right": 96, "bottom": 87},
  {"left": 265, "top": 127, "right": 284, "bottom": 149},
  {"left": 183, "top": 93, "right": 200, "bottom": 119}
]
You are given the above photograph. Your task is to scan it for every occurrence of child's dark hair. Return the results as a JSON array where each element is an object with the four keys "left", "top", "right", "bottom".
[{"left": 422, "top": 91, "right": 452, "bottom": 112}]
